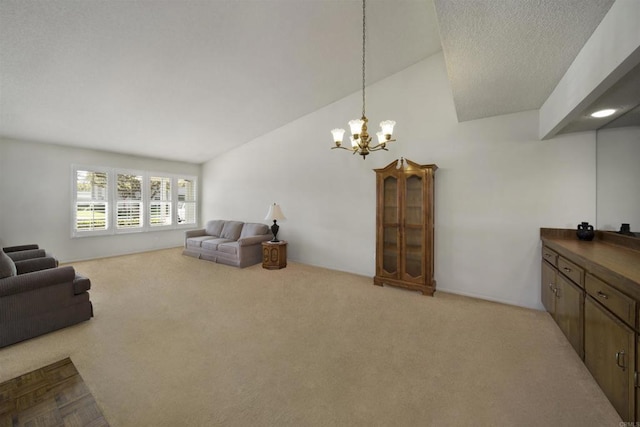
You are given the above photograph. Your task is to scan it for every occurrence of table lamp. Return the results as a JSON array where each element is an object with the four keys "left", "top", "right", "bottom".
[{"left": 264, "top": 203, "right": 286, "bottom": 242}]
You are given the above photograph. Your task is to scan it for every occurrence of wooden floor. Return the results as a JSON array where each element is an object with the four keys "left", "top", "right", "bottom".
[{"left": 0, "top": 358, "right": 109, "bottom": 427}]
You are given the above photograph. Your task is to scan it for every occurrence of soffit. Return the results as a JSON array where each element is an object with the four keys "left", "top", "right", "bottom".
[{"left": 434, "top": 0, "right": 616, "bottom": 122}]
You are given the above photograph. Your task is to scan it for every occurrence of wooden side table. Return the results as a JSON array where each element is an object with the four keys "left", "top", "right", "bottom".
[{"left": 262, "top": 241, "right": 287, "bottom": 270}]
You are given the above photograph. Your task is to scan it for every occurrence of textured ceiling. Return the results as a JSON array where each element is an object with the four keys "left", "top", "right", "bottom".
[
  {"left": 0, "top": 0, "right": 631, "bottom": 164},
  {"left": 0, "top": 0, "right": 441, "bottom": 163},
  {"left": 434, "top": 0, "right": 615, "bottom": 122}
]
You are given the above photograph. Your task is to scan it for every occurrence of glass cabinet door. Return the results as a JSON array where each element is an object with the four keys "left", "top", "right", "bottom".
[
  {"left": 403, "top": 174, "right": 423, "bottom": 280},
  {"left": 382, "top": 176, "right": 399, "bottom": 275}
]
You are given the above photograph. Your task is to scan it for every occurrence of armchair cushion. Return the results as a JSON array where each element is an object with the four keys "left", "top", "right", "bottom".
[
  {"left": 2, "top": 244, "right": 39, "bottom": 253},
  {"left": 0, "top": 250, "right": 17, "bottom": 279},
  {"left": 6, "top": 249, "right": 47, "bottom": 262},
  {"left": 15, "top": 257, "right": 58, "bottom": 275}
]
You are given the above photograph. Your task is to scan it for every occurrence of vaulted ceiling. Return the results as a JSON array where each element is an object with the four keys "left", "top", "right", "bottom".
[{"left": 0, "top": 0, "right": 633, "bottom": 164}]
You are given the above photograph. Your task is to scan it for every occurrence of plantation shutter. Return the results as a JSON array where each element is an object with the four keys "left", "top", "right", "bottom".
[
  {"left": 150, "top": 176, "right": 172, "bottom": 226},
  {"left": 75, "top": 170, "right": 108, "bottom": 231},
  {"left": 177, "top": 178, "right": 197, "bottom": 225},
  {"left": 116, "top": 173, "right": 143, "bottom": 229}
]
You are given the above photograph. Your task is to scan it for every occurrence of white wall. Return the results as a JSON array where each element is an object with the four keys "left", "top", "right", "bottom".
[
  {"left": 201, "top": 52, "right": 596, "bottom": 310},
  {"left": 0, "top": 138, "right": 201, "bottom": 261},
  {"left": 596, "top": 126, "right": 640, "bottom": 232}
]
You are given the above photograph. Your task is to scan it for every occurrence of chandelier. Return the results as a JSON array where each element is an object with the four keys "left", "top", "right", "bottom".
[{"left": 331, "top": 0, "right": 396, "bottom": 159}]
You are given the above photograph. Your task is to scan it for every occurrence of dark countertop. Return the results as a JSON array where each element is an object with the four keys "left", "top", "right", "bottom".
[{"left": 541, "top": 228, "right": 640, "bottom": 300}]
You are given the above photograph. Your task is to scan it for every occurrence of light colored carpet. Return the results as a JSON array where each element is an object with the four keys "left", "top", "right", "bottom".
[{"left": 0, "top": 248, "right": 621, "bottom": 426}]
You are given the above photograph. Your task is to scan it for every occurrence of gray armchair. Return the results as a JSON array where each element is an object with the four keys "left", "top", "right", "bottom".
[{"left": 0, "top": 248, "right": 93, "bottom": 348}]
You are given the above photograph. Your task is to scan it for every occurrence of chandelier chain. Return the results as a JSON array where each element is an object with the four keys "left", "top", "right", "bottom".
[{"left": 362, "top": 0, "right": 366, "bottom": 118}]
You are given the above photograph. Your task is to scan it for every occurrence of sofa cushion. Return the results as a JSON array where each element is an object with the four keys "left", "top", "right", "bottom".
[
  {"left": 186, "top": 236, "right": 217, "bottom": 248},
  {"left": 0, "top": 250, "right": 17, "bottom": 279},
  {"left": 240, "top": 222, "right": 269, "bottom": 238},
  {"left": 220, "top": 221, "right": 244, "bottom": 241},
  {"left": 202, "top": 238, "right": 234, "bottom": 251},
  {"left": 217, "top": 242, "right": 239, "bottom": 255},
  {"left": 205, "top": 220, "right": 226, "bottom": 237}
]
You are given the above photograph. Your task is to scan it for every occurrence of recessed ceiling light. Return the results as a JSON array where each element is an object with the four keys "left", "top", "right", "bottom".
[{"left": 591, "top": 109, "right": 616, "bottom": 118}]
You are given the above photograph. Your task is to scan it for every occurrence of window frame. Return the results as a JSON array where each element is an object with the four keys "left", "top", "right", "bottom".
[{"left": 72, "top": 165, "right": 198, "bottom": 238}]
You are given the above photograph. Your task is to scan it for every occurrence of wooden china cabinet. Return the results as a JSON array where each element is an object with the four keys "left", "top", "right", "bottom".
[{"left": 373, "top": 158, "right": 437, "bottom": 295}]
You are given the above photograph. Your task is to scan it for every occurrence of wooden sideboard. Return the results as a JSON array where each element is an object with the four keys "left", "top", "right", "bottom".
[{"left": 541, "top": 228, "right": 640, "bottom": 421}]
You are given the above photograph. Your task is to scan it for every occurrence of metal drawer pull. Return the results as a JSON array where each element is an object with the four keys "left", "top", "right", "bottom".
[
  {"left": 563, "top": 267, "right": 572, "bottom": 272},
  {"left": 616, "top": 350, "right": 626, "bottom": 371},
  {"left": 597, "top": 291, "right": 609, "bottom": 300},
  {"left": 544, "top": 253, "right": 552, "bottom": 257}
]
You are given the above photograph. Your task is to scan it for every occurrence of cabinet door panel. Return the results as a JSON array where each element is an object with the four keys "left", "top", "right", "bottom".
[
  {"left": 585, "top": 296, "right": 635, "bottom": 421},
  {"left": 380, "top": 176, "right": 399, "bottom": 276},
  {"left": 555, "top": 274, "right": 584, "bottom": 358},
  {"left": 541, "top": 260, "right": 556, "bottom": 315},
  {"left": 401, "top": 174, "right": 424, "bottom": 282}
]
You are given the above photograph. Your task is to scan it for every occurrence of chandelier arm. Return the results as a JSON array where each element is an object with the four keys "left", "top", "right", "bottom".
[{"left": 331, "top": 146, "right": 355, "bottom": 152}]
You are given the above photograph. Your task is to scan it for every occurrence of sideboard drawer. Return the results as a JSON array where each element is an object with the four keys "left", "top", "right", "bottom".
[
  {"left": 586, "top": 274, "right": 636, "bottom": 327},
  {"left": 558, "top": 256, "right": 584, "bottom": 288},
  {"left": 542, "top": 246, "right": 558, "bottom": 267}
]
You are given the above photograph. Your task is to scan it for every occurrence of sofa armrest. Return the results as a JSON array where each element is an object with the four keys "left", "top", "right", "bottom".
[
  {"left": 185, "top": 229, "right": 206, "bottom": 238},
  {"left": 73, "top": 274, "right": 91, "bottom": 294},
  {"left": 15, "top": 257, "right": 59, "bottom": 275},
  {"left": 3, "top": 244, "right": 39, "bottom": 253},
  {"left": 6, "top": 249, "right": 47, "bottom": 262},
  {"left": 238, "top": 234, "right": 272, "bottom": 247},
  {"left": 0, "top": 266, "right": 76, "bottom": 297}
]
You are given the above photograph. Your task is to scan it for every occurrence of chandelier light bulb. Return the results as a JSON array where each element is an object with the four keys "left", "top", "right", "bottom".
[
  {"left": 376, "top": 131, "right": 386, "bottom": 144},
  {"left": 350, "top": 136, "right": 359, "bottom": 148},
  {"left": 349, "top": 119, "right": 364, "bottom": 137},
  {"left": 331, "top": 128, "right": 345, "bottom": 144},
  {"left": 380, "top": 120, "right": 396, "bottom": 138}
]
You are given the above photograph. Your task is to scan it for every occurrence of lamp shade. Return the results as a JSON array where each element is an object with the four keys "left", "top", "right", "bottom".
[
  {"left": 264, "top": 203, "right": 286, "bottom": 221},
  {"left": 331, "top": 128, "right": 345, "bottom": 143},
  {"left": 380, "top": 120, "right": 396, "bottom": 136},
  {"left": 348, "top": 119, "right": 364, "bottom": 136}
]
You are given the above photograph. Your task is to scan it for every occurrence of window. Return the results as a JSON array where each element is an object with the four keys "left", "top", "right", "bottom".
[
  {"left": 150, "top": 176, "right": 172, "bottom": 227},
  {"left": 178, "top": 178, "right": 197, "bottom": 225},
  {"left": 75, "top": 169, "right": 109, "bottom": 233},
  {"left": 72, "top": 166, "right": 197, "bottom": 237},
  {"left": 116, "top": 173, "right": 143, "bottom": 229}
]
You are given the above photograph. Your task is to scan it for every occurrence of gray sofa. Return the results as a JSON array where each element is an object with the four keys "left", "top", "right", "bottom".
[
  {"left": 0, "top": 246, "right": 93, "bottom": 348},
  {"left": 183, "top": 220, "right": 272, "bottom": 268}
]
